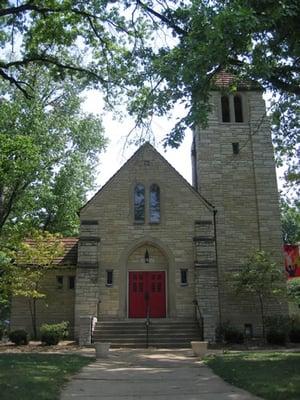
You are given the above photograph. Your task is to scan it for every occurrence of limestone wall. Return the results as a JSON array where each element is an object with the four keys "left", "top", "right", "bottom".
[
  {"left": 194, "top": 90, "right": 288, "bottom": 335},
  {"left": 78, "top": 144, "right": 216, "bottom": 335},
  {"left": 10, "top": 267, "right": 76, "bottom": 337}
]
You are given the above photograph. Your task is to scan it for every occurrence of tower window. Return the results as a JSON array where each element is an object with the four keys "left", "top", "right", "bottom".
[
  {"left": 134, "top": 184, "right": 145, "bottom": 223},
  {"left": 234, "top": 95, "right": 243, "bottom": 122},
  {"left": 180, "top": 269, "right": 188, "bottom": 286},
  {"left": 221, "top": 95, "right": 230, "bottom": 122},
  {"left": 232, "top": 142, "right": 240, "bottom": 155},
  {"left": 149, "top": 184, "right": 160, "bottom": 223},
  {"left": 56, "top": 275, "right": 63, "bottom": 289},
  {"left": 69, "top": 276, "right": 75, "bottom": 289},
  {"left": 106, "top": 270, "right": 113, "bottom": 286}
]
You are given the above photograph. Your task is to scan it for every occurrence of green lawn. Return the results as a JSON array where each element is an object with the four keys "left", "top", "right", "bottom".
[
  {"left": 204, "top": 351, "right": 300, "bottom": 400},
  {"left": 0, "top": 353, "right": 93, "bottom": 400}
]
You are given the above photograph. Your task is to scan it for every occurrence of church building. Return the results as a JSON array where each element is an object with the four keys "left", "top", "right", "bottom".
[{"left": 11, "top": 73, "right": 287, "bottom": 345}]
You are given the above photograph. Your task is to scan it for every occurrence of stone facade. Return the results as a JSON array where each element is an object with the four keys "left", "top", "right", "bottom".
[
  {"left": 10, "top": 267, "right": 76, "bottom": 335},
  {"left": 193, "top": 86, "right": 287, "bottom": 335},
  {"left": 10, "top": 77, "right": 287, "bottom": 342},
  {"left": 77, "top": 143, "right": 217, "bottom": 339}
]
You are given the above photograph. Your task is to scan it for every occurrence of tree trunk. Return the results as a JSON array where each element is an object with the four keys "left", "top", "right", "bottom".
[
  {"left": 258, "top": 293, "right": 265, "bottom": 340},
  {"left": 28, "top": 298, "right": 37, "bottom": 340}
]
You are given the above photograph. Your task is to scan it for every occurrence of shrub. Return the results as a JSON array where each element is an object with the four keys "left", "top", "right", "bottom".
[
  {"left": 0, "top": 328, "right": 3, "bottom": 341},
  {"left": 40, "top": 330, "right": 60, "bottom": 345},
  {"left": 40, "top": 321, "right": 69, "bottom": 346},
  {"left": 266, "top": 331, "right": 286, "bottom": 345},
  {"left": 265, "top": 316, "right": 288, "bottom": 345},
  {"left": 224, "top": 327, "right": 244, "bottom": 344},
  {"left": 289, "top": 316, "right": 300, "bottom": 343},
  {"left": 289, "top": 328, "right": 300, "bottom": 343},
  {"left": 216, "top": 322, "right": 244, "bottom": 344},
  {"left": 9, "top": 329, "right": 29, "bottom": 345}
]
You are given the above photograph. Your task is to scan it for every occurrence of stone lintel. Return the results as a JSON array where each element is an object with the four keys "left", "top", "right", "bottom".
[
  {"left": 81, "top": 220, "right": 98, "bottom": 225},
  {"left": 77, "top": 262, "right": 98, "bottom": 268},
  {"left": 193, "top": 236, "right": 215, "bottom": 242},
  {"left": 80, "top": 236, "right": 100, "bottom": 242}
]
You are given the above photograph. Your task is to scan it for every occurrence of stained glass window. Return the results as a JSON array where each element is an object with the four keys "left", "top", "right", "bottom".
[
  {"left": 150, "top": 184, "right": 160, "bottom": 223},
  {"left": 134, "top": 184, "right": 145, "bottom": 222}
]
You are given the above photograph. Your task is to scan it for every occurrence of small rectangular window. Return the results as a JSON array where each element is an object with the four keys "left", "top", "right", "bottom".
[
  {"left": 244, "top": 323, "right": 253, "bottom": 338},
  {"left": 106, "top": 270, "right": 113, "bottom": 286},
  {"left": 232, "top": 142, "right": 240, "bottom": 155},
  {"left": 180, "top": 269, "right": 188, "bottom": 286},
  {"left": 56, "top": 275, "right": 63, "bottom": 289},
  {"left": 69, "top": 276, "right": 75, "bottom": 289}
]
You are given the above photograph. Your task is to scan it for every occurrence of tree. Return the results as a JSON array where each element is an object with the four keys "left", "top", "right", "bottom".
[
  {"left": 0, "top": 66, "right": 106, "bottom": 236},
  {"left": 0, "top": 2, "right": 299, "bottom": 187},
  {"left": 0, "top": 1, "right": 146, "bottom": 98},
  {"left": 272, "top": 94, "right": 300, "bottom": 196},
  {"left": 280, "top": 199, "right": 300, "bottom": 244},
  {"left": 0, "top": 2, "right": 299, "bottom": 140},
  {"left": 287, "top": 277, "right": 300, "bottom": 308},
  {"left": 0, "top": 230, "right": 64, "bottom": 339},
  {"left": 230, "top": 250, "right": 285, "bottom": 338}
]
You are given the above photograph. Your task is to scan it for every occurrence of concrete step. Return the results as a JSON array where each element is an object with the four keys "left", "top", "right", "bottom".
[{"left": 93, "top": 319, "right": 202, "bottom": 348}]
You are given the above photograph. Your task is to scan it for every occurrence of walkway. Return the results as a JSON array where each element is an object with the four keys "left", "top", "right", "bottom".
[{"left": 61, "top": 348, "right": 261, "bottom": 400}]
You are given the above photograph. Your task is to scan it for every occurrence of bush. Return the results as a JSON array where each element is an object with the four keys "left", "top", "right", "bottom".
[
  {"left": 0, "top": 328, "right": 3, "bottom": 341},
  {"left": 289, "top": 316, "right": 300, "bottom": 343},
  {"left": 289, "top": 328, "right": 300, "bottom": 343},
  {"left": 224, "top": 327, "right": 244, "bottom": 344},
  {"left": 265, "top": 316, "right": 288, "bottom": 345},
  {"left": 40, "top": 330, "right": 60, "bottom": 345},
  {"left": 40, "top": 321, "right": 69, "bottom": 346},
  {"left": 266, "top": 330, "right": 286, "bottom": 345},
  {"left": 9, "top": 329, "right": 29, "bottom": 345},
  {"left": 216, "top": 322, "right": 244, "bottom": 344}
]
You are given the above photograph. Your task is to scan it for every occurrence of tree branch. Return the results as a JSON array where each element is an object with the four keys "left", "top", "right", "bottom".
[
  {"left": 0, "top": 69, "right": 32, "bottom": 98},
  {"left": 135, "top": 0, "right": 187, "bottom": 36}
]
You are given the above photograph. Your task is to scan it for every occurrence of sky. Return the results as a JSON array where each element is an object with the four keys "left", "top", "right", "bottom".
[
  {"left": 82, "top": 90, "right": 193, "bottom": 195},
  {"left": 82, "top": 90, "right": 283, "bottom": 200}
]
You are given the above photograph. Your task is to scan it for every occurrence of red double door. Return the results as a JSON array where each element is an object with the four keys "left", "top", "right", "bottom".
[{"left": 128, "top": 271, "right": 166, "bottom": 318}]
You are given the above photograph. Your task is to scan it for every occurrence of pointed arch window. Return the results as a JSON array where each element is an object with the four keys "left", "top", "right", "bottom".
[
  {"left": 149, "top": 184, "right": 160, "bottom": 223},
  {"left": 234, "top": 94, "right": 243, "bottom": 122},
  {"left": 134, "top": 184, "right": 145, "bottom": 223},
  {"left": 221, "top": 95, "right": 230, "bottom": 122}
]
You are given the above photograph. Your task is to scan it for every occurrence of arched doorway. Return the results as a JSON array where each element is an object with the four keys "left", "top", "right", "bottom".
[{"left": 127, "top": 244, "right": 168, "bottom": 318}]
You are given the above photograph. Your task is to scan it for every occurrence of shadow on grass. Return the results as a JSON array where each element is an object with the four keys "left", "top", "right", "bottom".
[
  {"left": 205, "top": 351, "right": 300, "bottom": 400},
  {"left": 0, "top": 353, "right": 93, "bottom": 400}
]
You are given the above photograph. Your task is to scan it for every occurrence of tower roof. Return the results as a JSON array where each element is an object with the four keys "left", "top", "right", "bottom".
[{"left": 213, "top": 71, "right": 262, "bottom": 91}]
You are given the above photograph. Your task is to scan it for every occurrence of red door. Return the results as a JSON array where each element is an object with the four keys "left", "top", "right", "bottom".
[{"left": 129, "top": 271, "right": 166, "bottom": 318}]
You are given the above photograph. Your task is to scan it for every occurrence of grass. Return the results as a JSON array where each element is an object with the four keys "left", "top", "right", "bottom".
[
  {"left": 0, "top": 353, "right": 93, "bottom": 400},
  {"left": 204, "top": 351, "right": 300, "bottom": 400}
]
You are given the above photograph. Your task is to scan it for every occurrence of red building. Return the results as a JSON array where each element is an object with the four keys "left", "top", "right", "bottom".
[{"left": 284, "top": 244, "right": 300, "bottom": 279}]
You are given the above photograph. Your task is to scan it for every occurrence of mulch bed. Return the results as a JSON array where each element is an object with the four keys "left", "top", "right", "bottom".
[{"left": 0, "top": 340, "right": 91, "bottom": 354}]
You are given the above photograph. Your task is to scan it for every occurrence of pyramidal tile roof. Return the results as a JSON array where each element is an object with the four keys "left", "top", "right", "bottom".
[{"left": 213, "top": 70, "right": 262, "bottom": 90}]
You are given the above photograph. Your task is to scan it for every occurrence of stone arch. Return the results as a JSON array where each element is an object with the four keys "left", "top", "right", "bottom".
[{"left": 118, "top": 237, "right": 176, "bottom": 318}]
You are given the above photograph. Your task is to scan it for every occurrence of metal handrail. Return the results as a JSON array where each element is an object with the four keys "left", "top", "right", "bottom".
[
  {"left": 145, "top": 304, "right": 150, "bottom": 348},
  {"left": 193, "top": 299, "right": 204, "bottom": 340}
]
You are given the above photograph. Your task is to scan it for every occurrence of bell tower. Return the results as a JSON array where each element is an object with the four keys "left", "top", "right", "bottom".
[{"left": 193, "top": 72, "right": 286, "bottom": 332}]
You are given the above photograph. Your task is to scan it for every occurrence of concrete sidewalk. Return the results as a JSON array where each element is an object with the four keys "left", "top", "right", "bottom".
[{"left": 61, "top": 348, "right": 262, "bottom": 400}]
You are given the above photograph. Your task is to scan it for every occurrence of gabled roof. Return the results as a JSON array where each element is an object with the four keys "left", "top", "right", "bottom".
[
  {"left": 81, "top": 142, "right": 215, "bottom": 213},
  {"left": 24, "top": 237, "right": 78, "bottom": 266}
]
